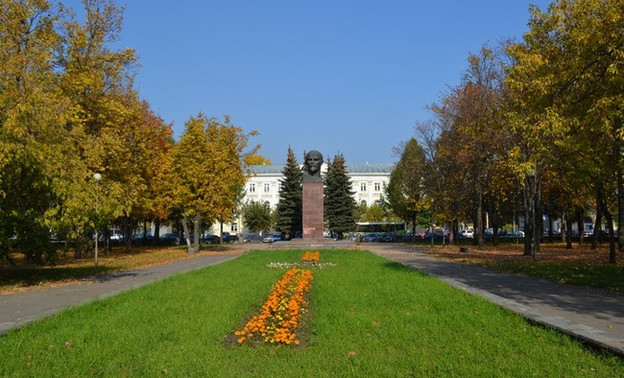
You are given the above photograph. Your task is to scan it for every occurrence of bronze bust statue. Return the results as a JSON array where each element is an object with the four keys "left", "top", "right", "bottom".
[{"left": 303, "top": 150, "right": 323, "bottom": 183}]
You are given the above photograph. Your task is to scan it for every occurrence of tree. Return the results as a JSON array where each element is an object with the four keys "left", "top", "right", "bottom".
[
  {"left": 504, "top": 0, "right": 624, "bottom": 261},
  {"left": 242, "top": 200, "right": 273, "bottom": 234},
  {"left": 244, "top": 153, "right": 272, "bottom": 166},
  {"left": 55, "top": 0, "right": 140, "bottom": 255},
  {"left": 275, "top": 147, "right": 303, "bottom": 236},
  {"left": 0, "top": 0, "right": 68, "bottom": 263},
  {"left": 324, "top": 154, "right": 356, "bottom": 237},
  {"left": 386, "top": 138, "right": 428, "bottom": 237},
  {"left": 173, "top": 113, "right": 256, "bottom": 254}
]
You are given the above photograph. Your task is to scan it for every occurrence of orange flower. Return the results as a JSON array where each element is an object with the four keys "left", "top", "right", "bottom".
[
  {"left": 234, "top": 268, "right": 313, "bottom": 346},
  {"left": 301, "top": 251, "right": 321, "bottom": 263}
]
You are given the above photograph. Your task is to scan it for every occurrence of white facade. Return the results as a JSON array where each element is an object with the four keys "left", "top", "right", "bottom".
[{"left": 214, "top": 163, "right": 394, "bottom": 235}]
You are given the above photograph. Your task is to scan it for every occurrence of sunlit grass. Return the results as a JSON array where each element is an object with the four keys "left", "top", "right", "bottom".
[{"left": 0, "top": 249, "right": 622, "bottom": 376}]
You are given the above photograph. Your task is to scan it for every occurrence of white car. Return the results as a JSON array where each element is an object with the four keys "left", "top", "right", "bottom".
[
  {"left": 262, "top": 234, "right": 282, "bottom": 243},
  {"left": 460, "top": 230, "right": 474, "bottom": 239}
]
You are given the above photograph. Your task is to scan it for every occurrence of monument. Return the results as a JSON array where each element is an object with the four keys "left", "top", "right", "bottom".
[{"left": 302, "top": 150, "right": 324, "bottom": 239}]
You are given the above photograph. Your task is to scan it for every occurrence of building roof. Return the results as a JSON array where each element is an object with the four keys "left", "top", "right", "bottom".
[
  {"left": 346, "top": 163, "right": 395, "bottom": 173},
  {"left": 247, "top": 165, "right": 285, "bottom": 174},
  {"left": 247, "top": 163, "right": 394, "bottom": 175}
]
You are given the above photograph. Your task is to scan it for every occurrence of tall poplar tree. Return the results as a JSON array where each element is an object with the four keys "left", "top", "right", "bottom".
[
  {"left": 275, "top": 147, "right": 302, "bottom": 236},
  {"left": 324, "top": 154, "right": 356, "bottom": 237}
]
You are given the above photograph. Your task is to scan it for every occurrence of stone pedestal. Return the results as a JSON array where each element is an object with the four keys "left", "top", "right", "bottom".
[{"left": 303, "top": 181, "right": 324, "bottom": 239}]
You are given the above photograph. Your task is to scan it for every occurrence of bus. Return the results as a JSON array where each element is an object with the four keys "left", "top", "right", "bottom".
[{"left": 355, "top": 222, "right": 406, "bottom": 234}]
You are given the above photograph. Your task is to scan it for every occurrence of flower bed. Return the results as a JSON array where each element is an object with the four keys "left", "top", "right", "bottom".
[
  {"left": 266, "top": 250, "right": 335, "bottom": 269},
  {"left": 234, "top": 267, "right": 313, "bottom": 346},
  {"left": 301, "top": 251, "right": 320, "bottom": 263}
]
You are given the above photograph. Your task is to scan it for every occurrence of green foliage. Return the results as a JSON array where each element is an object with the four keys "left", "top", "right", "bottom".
[
  {"left": 242, "top": 200, "right": 273, "bottom": 233},
  {"left": 386, "top": 138, "right": 429, "bottom": 233},
  {"left": 275, "top": 147, "right": 302, "bottom": 234},
  {"left": 324, "top": 154, "right": 356, "bottom": 234}
]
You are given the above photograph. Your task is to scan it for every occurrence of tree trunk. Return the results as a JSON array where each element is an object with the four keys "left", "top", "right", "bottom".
[
  {"left": 451, "top": 219, "right": 459, "bottom": 244},
  {"left": 576, "top": 207, "right": 585, "bottom": 246},
  {"left": 523, "top": 179, "right": 532, "bottom": 256},
  {"left": 154, "top": 219, "right": 161, "bottom": 242},
  {"left": 599, "top": 192, "right": 617, "bottom": 264},
  {"left": 532, "top": 177, "right": 542, "bottom": 260},
  {"left": 618, "top": 163, "right": 624, "bottom": 252},
  {"left": 220, "top": 221, "right": 224, "bottom": 244},
  {"left": 477, "top": 186, "right": 484, "bottom": 249},
  {"left": 565, "top": 212, "right": 573, "bottom": 249},
  {"left": 103, "top": 226, "right": 111, "bottom": 256},
  {"left": 142, "top": 221, "right": 148, "bottom": 240},
  {"left": 591, "top": 190, "right": 603, "bottom": 250},
  {"left": 193, "top": 213, "right": 201, "bottom": 252},
  {"left": 490, "top": 201, "right": 499, "bottom": 247},
  {"left": 123, "top": 215, "right": 133, "bottom": 254},
  {"left": 606, "top": 210, "right": 617, "bottom": 264},
  {"left": 181, "top": 217, "right": 195, "bottom": 254}
]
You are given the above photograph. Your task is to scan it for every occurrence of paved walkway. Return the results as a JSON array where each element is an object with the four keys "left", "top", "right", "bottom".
[
  {"left": 0, "top": 250, "right": 247, "bottom": 334},
  {"left": 2, "top": 242, "right": 624, "bottom": 357}
]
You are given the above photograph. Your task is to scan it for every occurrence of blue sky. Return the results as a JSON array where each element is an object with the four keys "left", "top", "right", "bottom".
[{"left": 66, "top": 0, "right": 553, "bottom": 164}]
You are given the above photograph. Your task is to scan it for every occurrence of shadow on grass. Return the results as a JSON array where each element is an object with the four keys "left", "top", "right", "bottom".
[
  {"left": 1, "top": 265, "right": 117, "bottom": 289},
  {"left": 383, "top": 260, "right": 428, "bottom": 276}
]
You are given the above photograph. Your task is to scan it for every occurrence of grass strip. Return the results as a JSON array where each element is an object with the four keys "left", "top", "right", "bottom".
[{"left": 0, "top": 249, "right": 622, "bottom": 376}]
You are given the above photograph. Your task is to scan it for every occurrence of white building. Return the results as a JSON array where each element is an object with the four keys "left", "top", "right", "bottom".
[{"left": 214, "top": 163, "right": 394, "bottom": 235}]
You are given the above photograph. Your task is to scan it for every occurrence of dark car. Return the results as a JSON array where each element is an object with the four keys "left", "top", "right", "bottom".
[
  {"left": 159, "top": 233, "right": 180, "bottom": 245},
  {"left": 185, "top": 234, "right": 219, "bottom": 244},
  {"left": 243, "top": 233, "right": 262, "bottom": 243},
  {"left": 361, "top": 233, "right": 382, "bottom": 242},
  {"left": 382, "top": 233, "right": 395, "bottom": 242},
  {"left": 222, "top": 232, "right": 239, "bottom": 243},
  {"left": 202, "top": 234, "right": 220, "bottom": 244}
]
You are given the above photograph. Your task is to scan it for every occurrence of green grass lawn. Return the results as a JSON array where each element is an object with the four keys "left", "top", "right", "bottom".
[{"left": 1, "top": 249, "right": 622, "bottom": 376}]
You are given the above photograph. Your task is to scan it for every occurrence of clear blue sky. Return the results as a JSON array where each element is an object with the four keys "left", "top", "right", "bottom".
[{"left": 66, "top": 0, "right": 553, "bottom": 164}]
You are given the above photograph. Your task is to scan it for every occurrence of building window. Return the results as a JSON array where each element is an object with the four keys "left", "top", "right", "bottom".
[
  {"left": 249, "top": 183, "right": 255, "bottom": 192},
  {"left": 374, "top": 182, "right": 381, "bottom": 191},
  {"left": 264, "top": 183, "right": 270, "bottom": 192},
  {"left": 360, "top": 182, "right": 367, "bottom": 192},
  {"left": 231, "top": 223, "right": 238, "bottom": 232}
]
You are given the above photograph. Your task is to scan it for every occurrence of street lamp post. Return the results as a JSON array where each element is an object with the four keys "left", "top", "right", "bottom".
[{"left": 93, "top": 173, "right": 102, "bottom": 266}]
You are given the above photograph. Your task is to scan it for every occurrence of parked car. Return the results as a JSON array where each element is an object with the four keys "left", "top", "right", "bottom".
[
  {"left": 361, "top": 233, "right": 382, "bottom": 242},
  {"left": 185, "top": 234, "right": 220, "bottom": 244},
  {"left": 382, "top": 233, "right": 395, "bottom": 243},
  {"left": 202, "top": 234, "right": 220, "bottom": 244},
  {"left": 131, "top": 233, "right": 154, "bottom": 245},
  {"left": 262, "top": 234, "right": 282, "bottom": 243},
  {"left": 459, "top": 230, "right": 474, "bottom": 239},
  {"left": 159, "top": 233, "right": 180, "bottom": 245},
  {"left": 243, "top": 233, "right": 262, "bottom": 243},
  {"left": 422, "top": 231, "right": 445, "bottom": 242},
  {"left": 221, "top": 232, "right": 239, "bottom": 243}
]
